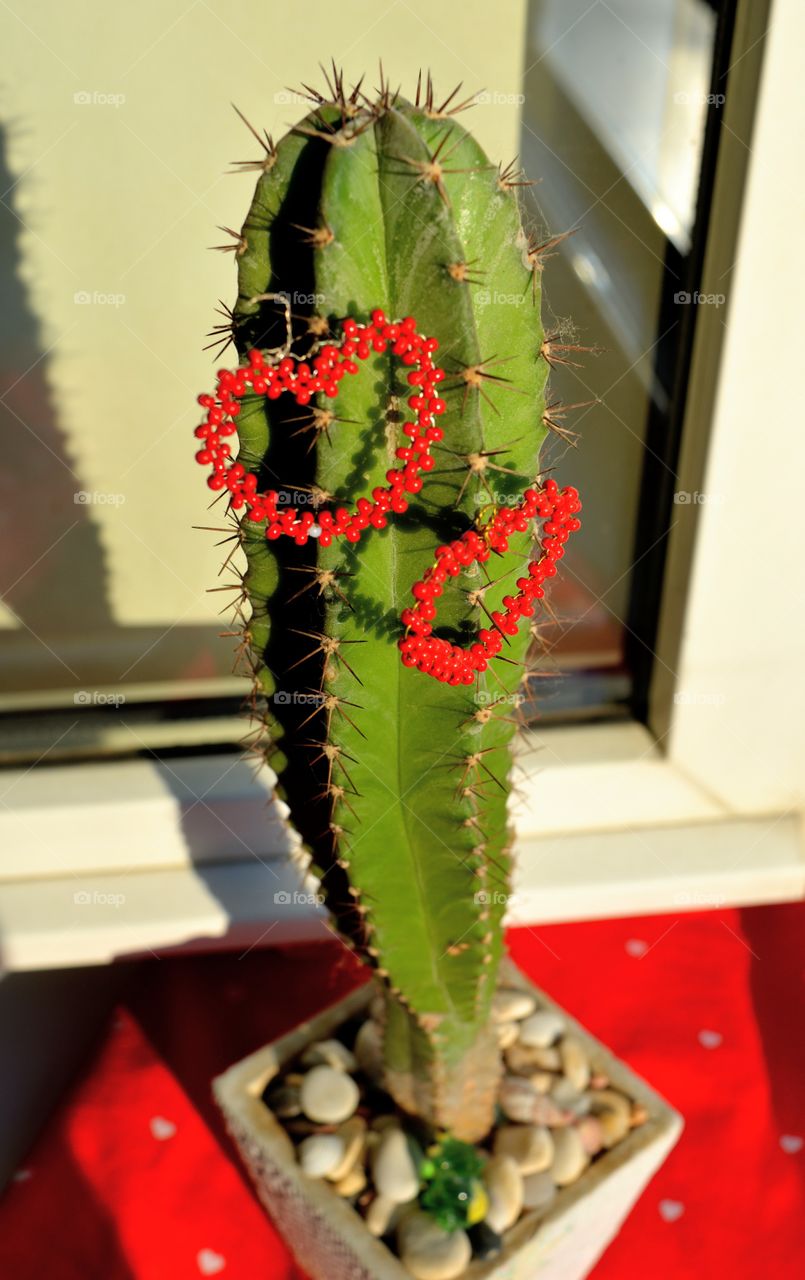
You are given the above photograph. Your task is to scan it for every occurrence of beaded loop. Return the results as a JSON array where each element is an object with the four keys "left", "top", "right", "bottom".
[{"left": 193, "top": 310, "right": 581, "bottom": 683}]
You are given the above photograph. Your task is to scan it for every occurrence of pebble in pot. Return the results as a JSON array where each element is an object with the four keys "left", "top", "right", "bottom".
[
  {"left": 398, "top": 1211, "right": 472, "bottom": 1280},
  {"left": 518, "top": 1009, "right": 564, "bottom": 1048},
  {"left": 491, "top": 989, "right": 537, "bottom": 1023},
  {"left": 366, "top": 1193, "right": 405, "bottom": 1237},
  {"left": 299, "top": 1065, "right": 359, "bottom": 1125},
  {"left": 301, "top": 1038, "right": 358, "bottom": 1073},
  {"left": 372, "top": 1126, "right": 420, "bottom": 1204},
  {"left": 494, "top": 1123, "right": 554, "bottom": 1175},
  {"left": 326, "top": 1116, "right": 367, "bottom": 1182},
  {"left": 522, "top": 1170, "right": 557, "bottom": 1213},
  {"left": 589, "top": 1088, "right": 632, "bottom": 1148},
  {"left": 484, "top": 1154, "right": 524, "bottom": 1233},
  {"left": 549, "top": 1126, "right": 589, "bottom": 1186},
  {"left": 298, "top": 1133, "right": 345, "bottom": 1178},
  {"left": 499, "top": 1076, "right": 569, "bottom": 1127},
  {"left": 559, "top": 1035, "right": 591, "bottom": 1092}
]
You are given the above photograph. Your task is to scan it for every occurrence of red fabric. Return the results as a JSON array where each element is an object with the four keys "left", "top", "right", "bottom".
[{"left": 1, "top": 905, "right": 804, "bottom": 1279}]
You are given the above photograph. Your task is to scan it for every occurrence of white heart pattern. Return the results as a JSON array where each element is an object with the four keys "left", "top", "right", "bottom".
[
  {"left": 780, "top": 1134, "right": 804, "bottom": 1154},
  {"left": 697, "top": 1029, "right": 723, "bottom": 1049},
  {"left": 150, "top": 1116, "right": 177, "bottom": 1141},
  {"left": 625, "top": 939, "right": 649, "bottom": 958},
  {"left": 659, "top": 1199, "right": 685, "bottom": 1222},
  {"left": 197, "top": 1249, "right": 226, "bottom": 1275}
]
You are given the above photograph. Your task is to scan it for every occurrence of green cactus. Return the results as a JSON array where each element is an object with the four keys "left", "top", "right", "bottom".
[{"left": 197, "top": 71, "right": 575, "bottom": 1143}]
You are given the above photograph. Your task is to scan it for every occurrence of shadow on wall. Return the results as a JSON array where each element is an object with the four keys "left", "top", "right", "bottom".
[{"left": 0, "top": 120, "right": 227, "bottom": 705}]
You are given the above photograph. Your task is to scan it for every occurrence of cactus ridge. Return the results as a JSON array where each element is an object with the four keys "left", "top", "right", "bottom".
[{"left": 195, "top": 70, "right": 589, "bottom": 1140}]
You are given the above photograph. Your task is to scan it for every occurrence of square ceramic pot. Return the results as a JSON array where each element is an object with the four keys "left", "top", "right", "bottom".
[{"left": 214, "top": 960, "right": 682, "bottom": 1279}]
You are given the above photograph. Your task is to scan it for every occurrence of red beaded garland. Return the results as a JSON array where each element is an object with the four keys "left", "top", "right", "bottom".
[
  {"left": 192, "top": 310, "right": 581, "bottom": 686},
  {"left": 398, "top": 479, "right": 582, "bottom": 686},
  {"left": 193, "top": 310, "right": 445, "bottom": 549}
]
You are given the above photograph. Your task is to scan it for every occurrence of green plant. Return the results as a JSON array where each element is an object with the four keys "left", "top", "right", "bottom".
[{"left": 194, "top": 70, "right": 581, "bottom": 1143}]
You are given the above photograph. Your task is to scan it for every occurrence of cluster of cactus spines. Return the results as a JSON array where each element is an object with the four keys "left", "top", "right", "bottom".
[{"left": 197, "top": 65, "right": 587, "bottom": 1142}]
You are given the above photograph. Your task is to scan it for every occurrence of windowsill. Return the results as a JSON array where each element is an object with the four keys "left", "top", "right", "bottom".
[{"left": 2, "top": 722, "right": 802, "bottom": 971}]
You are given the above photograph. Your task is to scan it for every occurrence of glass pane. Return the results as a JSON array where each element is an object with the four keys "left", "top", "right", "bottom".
[
  {"left": 0, "top": 1, "right": 720, "bottom": 757},
  {"left": 518, "top": 0, "right": 718, "bottom": 721}
]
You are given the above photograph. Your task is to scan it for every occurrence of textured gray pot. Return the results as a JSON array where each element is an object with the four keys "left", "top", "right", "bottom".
[{"left": 214, "top": 960, "right": 682, "bottom": 1279}]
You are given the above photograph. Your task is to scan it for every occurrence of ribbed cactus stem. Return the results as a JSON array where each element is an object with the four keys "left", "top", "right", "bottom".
[{"left": 195, "top": 73, "right": 576, "bottom": 1141}]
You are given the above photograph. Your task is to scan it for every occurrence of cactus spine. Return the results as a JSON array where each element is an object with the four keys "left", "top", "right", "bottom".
[{"left": 200, "top": 72, "right": 567, "bottom": 1143}]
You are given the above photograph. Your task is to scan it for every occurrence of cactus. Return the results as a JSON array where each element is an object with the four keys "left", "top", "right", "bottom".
[{"left": 194, "top": 70, "right": 582, "bottom": 1143}]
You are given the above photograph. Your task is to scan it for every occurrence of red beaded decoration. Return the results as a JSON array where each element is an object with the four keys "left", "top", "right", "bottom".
[
  {"left": 193, "top": 310, "right": 445, "bottom": 548},
  {"left": 398, "top": 479, "right": 582, "bottom": 686},
  {"left": 192, "top": 309, "right": 581, "bottom": 686}
]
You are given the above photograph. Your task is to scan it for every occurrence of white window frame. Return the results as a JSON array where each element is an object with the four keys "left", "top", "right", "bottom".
[{"left": 2, "top": 0, "right": 803, "bottom": 971}]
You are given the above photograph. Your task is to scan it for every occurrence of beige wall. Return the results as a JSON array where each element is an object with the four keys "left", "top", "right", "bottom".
[{"left": 1, "top": 1, "right": 527, "bottom": 634}]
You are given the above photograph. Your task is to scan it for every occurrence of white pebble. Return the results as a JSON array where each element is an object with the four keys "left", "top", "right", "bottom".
[
  {"left": 518, "top": 1010, "right": 564, "bottom": 1048},
  {"left": 492, "top": 989, "right": 537, "bottom": 1023},
  {"left": 299, "top": 1065, "right": 359, "bottom": 1125},
  {"left": 589, "top": 1089, "right": 631, "bottom": 1148},
  {"left": 549, "top": 1127, "right": 589, "bottom": 1186},
  {"left": 326, "top": 1116, "right": 367, "bottom": 1182},
  {"left": 366, "top": 1193, "right": 403, "bottom": 1237},
  {"left": 298, "top": 1133, "right": 345, "bottom": 1178},
  {"left": 301, "top": 1038, "right": 358, "bottom": 1073},
  {"left": 484, "top": 1154, "right": 524, "bottom": 1233},
  {"left": 398, "top": 1211, "right": 472, "bottom": 1280},
  {"left": 372, "top": 1126, "right": 420, "bottom": 1204},
  {"left": 493, "top": 1124, "right": 554, "bottom": 1175},
  {"left": 522, "top": 1170, "right": 557, "bottom": 1212},
  {"left": 559, "top": 1036, "right": 590, "bottom": 1092},
  {"left": 496, "top": 1020, "right": 519, "bottom": 1049}
]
